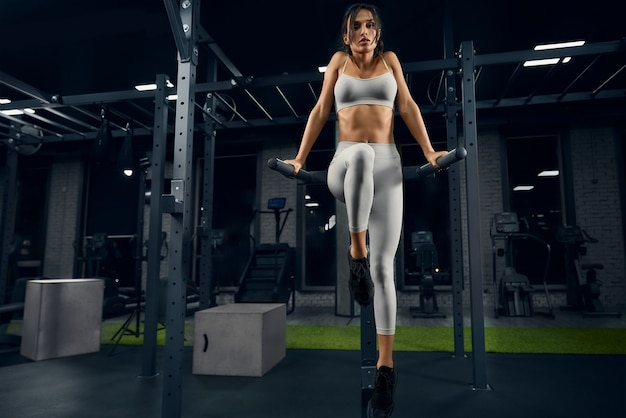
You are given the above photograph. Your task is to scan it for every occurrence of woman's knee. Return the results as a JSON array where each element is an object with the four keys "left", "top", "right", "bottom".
[{"left": 371, "top": 259, "right": 395, "bottom": 287}]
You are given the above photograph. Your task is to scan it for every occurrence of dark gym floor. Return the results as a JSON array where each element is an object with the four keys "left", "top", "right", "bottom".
[
  {"left": 1, "top": 306, "right": 625, "bottom": 418},
  {"left": 0, "top": 346, "right": 624, "bottom": 418}
]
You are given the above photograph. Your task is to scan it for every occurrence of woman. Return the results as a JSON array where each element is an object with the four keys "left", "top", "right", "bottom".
[{"left": 285, "top": 4, "right": 446, "bottom": 416}]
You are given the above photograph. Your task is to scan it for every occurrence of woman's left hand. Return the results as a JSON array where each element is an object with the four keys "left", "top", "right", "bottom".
[{"left": 424, "top": 150, "right": 449, "bottom": 169}]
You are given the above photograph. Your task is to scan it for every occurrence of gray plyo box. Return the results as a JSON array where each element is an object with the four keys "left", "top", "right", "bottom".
[
  {"left": 193, "top": 303, "right": 286, "bottom": 377},
  {"left": 20, "top": 279, "right": 104, "bottom": 361}
]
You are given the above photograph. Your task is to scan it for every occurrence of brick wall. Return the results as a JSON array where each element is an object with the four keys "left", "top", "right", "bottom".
[
  {"left": 470, "top": 129, "right": 504, "bottom": 308},
  {"left": 570, "top": 125, "right": 625, "bottom": 308},
  {"left": 258, "top": 142, "right": 298, "bottom": 247},
  {"left": 43, "top": 159, "right": 84, "bottom": 278}
]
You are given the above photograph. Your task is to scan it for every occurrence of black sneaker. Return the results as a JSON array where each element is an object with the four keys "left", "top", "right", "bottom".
[
  {"left": 348, "top": 247, "right": 374, "bottom": 306},
  {"left": 367, "top": 366, "right": 397, "bottom": 418}
]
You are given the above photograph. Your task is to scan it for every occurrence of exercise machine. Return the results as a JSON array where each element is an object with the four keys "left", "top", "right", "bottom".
[
  {"left": 557, "top": 225, "right": 621, "bottom": 318},
  {"left": 75, "top": 233, "right": 134, "bottom": 318},
  {"left": 405, "top": 231, "right": 448, "bottom": 318},
  {"left": 235, "top": 197, "right": 296, "bottom": 313},
  {"left": 269, "top": 147, "right": 466, "bottom": 418},
  {"left": 490, "top": 212, "right": 554, "bottom": 318}
]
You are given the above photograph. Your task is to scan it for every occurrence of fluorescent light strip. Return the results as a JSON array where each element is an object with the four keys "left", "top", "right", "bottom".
[
  {"left": 538, "top": 170, "right": 559, "bottom": 177},
  {"left": 1, "top": 109, "right": 25, "bottom": 116},
  {"left": 135, "top": 83, "right": 157, "bottom": 91},
  {"left": 318, "top": 66, "right": 327, "bottom": 73},
  {"left": 0, "top": 98, "right": 11, "bottom": 104},
  {"left": 135, "top": 80, "right": 175, "bottom": 91},
  {"left": 524, "top": 40, "right": 585, "bottom": 67},
  {"left": 534, "top": 40, "right": 585, "bottom": 50},
  {"left": 1, "top": 108, "right": 35, "bottom": 116},
  {"left": 513, "top": 185, "right": 535, "bottom": 191},
  {"left": 523, "top": 58, "right": 561, "bottom": 67}
]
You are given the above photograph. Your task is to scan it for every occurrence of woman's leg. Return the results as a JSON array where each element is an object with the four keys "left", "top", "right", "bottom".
[
  {"left": 350, "top": 231, "right": 368, "bottom": 259},
  {"left": 327, "top": 142, "right": 376, "bottom": 236},
  {"left": 328, "top": 143, "right": 377, "bottom": 305},
  {"left": 362, "top": 144, "right": 402, "bottom": 416},
  {"left": 377, "top": 335, "right": 395, "bottom": 369},
  {"left": 367, "top": 145, "right": 404, "bottom": 367}
]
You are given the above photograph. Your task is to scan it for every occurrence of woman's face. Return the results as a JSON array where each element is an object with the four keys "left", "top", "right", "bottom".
[{"left": 344, "top": 8, "right": 380, "bottom": 53}]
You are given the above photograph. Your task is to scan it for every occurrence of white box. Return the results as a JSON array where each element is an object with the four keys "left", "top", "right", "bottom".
[
  {"left": 20, "top": 279, "right": 104, "bottom": 361},
  {"left": 193, "top": 303, "right": 286, "bottom": 377}
]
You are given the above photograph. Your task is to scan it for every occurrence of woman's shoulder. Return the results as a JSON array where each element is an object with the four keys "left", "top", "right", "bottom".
[
  {"left": 330, "top": 50, "right": 349, "bottom": 62},
  {"left": 326, "top": 51, "right": 349, "bottom": 71},
  {"left": 381, "top": 51, "right": 403, "bottom": 73},
  {"left": 381, "top": 50, "right": 400, "bottom": 63}
]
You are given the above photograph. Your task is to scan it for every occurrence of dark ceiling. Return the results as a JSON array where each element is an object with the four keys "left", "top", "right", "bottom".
[
  {"left": 0, "top": 0, "right": 624, "bottom": 151},
  {"left": 1, "top": 0, "right": 624, "bottom": 91}
]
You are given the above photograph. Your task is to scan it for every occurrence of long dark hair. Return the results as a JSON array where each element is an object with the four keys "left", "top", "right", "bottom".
[{"left": 339, "top": 3, "right": 384, "bottom": 56}]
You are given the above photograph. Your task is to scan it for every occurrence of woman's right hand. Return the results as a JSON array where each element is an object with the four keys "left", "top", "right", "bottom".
[{"left": 283, "top": 158, "right": 304, "bottom": 176}]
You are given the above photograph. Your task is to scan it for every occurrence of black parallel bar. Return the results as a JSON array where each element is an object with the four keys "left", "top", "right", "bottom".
[
  {"left": 460, "top": 40, "right": 490, "bottom": 391},
  {"left": 267, "top": 158, "right": 327, "bottom": 185},
  {"left": 268, "top": 148, "right": 466, "bottom": 185},
  {"left": 404, "top": 147, "right": 467, "bottom": 180}
]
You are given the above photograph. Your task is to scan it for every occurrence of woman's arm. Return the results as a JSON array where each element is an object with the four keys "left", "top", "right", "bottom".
[
  {"left": 386, "top": 51, "right": 447, "bottom": 167},
  {"left": 285, "top": 52, "right": 345, "bottom": 174}
]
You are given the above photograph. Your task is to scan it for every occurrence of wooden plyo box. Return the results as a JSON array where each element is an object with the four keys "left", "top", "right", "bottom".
[
  {"left": 20, "top": 279, "right": 104, "bottom": 361},
  {"left": 193, "top": 303, "right": 286, "bottom": 377}
]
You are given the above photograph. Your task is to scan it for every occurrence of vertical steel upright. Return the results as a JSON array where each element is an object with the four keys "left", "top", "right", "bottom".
[
  {"left": 131, "top": 160, "right": 146, "bottom": 338},
  {"left": 141, "top": 73, "right": 170, "bottom": 378},
  {"left": 198, "top": 58, "right": 218, "bottom": 310},
  {"left": 0, "top": 150, "right": 18, "bottom": 304},
  {"left": 459, "top": 40, "right": 490, "bottom": 391},
  {"left": 162, "top": 0, "right": 199, "bottom": 416},
  {"left": 443, "top": 0, "right": 465, "bottom": 360},
  {"left": 360, "top": 303, "right": 376, "bottom": 418}
]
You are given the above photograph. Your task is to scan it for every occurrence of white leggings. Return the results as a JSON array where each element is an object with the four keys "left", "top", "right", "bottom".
[{"left": 327, "top": 141, "right": 403, "bottom": 335}]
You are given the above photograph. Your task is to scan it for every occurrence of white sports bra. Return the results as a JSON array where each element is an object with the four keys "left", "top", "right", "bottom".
[{"left": 334, "top": 56, "right": 397, "bottom": 112}]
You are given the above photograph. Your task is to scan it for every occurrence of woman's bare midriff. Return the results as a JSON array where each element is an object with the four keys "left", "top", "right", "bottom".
[{"left": 337, "top": 105, "right": 395, "bottom": 144}]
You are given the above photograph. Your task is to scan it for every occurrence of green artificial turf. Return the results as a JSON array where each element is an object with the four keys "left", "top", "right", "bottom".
[
  {"left": 286, "top": 325, "right": 626, "bottom": 355},
  {"left": 9, "top": 321, "right": 625, "bottom": 355}
]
